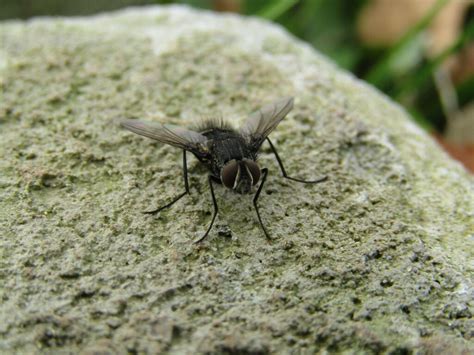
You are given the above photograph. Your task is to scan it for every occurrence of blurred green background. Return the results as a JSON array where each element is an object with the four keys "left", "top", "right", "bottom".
[{"left": 1, "top": 0, "right": 473, "bottom": 141}]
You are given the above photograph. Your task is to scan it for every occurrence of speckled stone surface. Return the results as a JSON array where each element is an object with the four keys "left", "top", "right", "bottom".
[{"left": 1, "top": 5, "right": 473, "bottom": 354}]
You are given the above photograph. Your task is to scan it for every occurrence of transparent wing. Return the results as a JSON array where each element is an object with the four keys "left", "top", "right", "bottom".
[
  {"left": 240, "top": 97, "right": 294, "bottom": 147},
  {"left": 121, "top": 119, "right": 208, "bottom": 152}
]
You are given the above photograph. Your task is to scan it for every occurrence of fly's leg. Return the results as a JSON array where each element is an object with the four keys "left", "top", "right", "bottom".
[
  {"left": 267, "top": 138, "right": 328, "bottom": 184},
  {"left": 194, "top": 176, "right": 219, "bottom": 243},
  {"left": 253, "top": 168, "right": 271, "bottom": 241},
  {"left": 143, "top": 150, "right": 190, "bottom": 214}
]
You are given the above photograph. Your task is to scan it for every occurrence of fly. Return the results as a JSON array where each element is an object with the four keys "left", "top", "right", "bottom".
[{"left": 121, "top": 97, "right": 327, "bottom": 243}]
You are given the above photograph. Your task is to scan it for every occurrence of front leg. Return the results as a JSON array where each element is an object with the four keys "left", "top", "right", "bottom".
[
  {"left": 267, "top": 138, "right": 328, "bottom": 184},
  {"left": 143, "top": 149, "right": 190, "bottom": 214},
  {"left": 253, "top": 168, "right": 271, "bottom": 241},
  {"left": 194, "top": 175, "right": 219, "bottom": 243}
]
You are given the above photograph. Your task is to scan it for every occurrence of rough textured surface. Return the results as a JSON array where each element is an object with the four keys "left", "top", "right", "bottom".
[{"left": 1, "top": 5, "right": 473, "bottom": 354}]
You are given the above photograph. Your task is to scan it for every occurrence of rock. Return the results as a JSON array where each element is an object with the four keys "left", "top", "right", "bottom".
[{"left": 1, "top": 5, "right": 473, "bottom": 354}]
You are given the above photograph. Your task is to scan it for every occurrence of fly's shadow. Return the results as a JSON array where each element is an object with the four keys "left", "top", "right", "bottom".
[{"left": 121, "top": 97, "right": 327, "bottom": 243}]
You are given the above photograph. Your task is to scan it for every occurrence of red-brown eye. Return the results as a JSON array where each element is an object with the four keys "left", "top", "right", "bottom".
[
  {"left": 221, "top": 160, "right": 239, "bottom": 189},
  {"left": 244, "top": 160, "right": 261, "bottom": 185}
]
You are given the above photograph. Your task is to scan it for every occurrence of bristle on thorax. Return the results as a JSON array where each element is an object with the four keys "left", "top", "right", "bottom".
[{"left": 194, "top": 117, "right": 236, "bottom": 134}]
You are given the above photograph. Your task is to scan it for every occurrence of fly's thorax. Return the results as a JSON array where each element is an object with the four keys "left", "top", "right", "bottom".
[
  {"left": 221, "top": 159, "right": 261, "bottom": 194},
  {"left": 204, "top": 130, "right": 252, "bottom": 160}
]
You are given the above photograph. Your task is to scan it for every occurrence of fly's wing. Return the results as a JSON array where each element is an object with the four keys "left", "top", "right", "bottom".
[
  {"left": 240, "top": 97, "right": 294, "bottom": 149},
  {"left": 121, "top": 119, "right": 208, "bottom": 154}
]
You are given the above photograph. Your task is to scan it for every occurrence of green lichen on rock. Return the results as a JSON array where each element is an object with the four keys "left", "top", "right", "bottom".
[{"left": 1, "top": 5, "right": 473, "bottom": 354}]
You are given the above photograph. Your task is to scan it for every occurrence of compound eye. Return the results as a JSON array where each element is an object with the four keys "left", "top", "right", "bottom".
[
  {"left": 244, "top": 160, "right": 261, "bottom": 185},
  {"left": 221, "top": 160, "right": 239, "bottom": 189}
]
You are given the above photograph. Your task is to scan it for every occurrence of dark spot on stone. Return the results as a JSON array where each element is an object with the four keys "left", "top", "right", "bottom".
[
  {"left": 400, "top": 305, "right": 410, "bottom": 314},
  {"left": 304, "top": 304, "right": 316, "bottom": 314},
  {"left": 23, "top": 259, "right": 34, "bottom": 267},
  {"left": 59, "top": 270, "right": 82, "bottom": 279},
  {"left": 74, "top": 289, "right": 96, "bottom": 301},
  {"left": 380, "top": 278, "right": 393, "bottom": 287},
  {"left": 172, "top": 324, "right": 182, "bottom": 339},
  {"left": 217, "top": 225, "right": 232, "bottom": 238},
  {"left": 368, "top": 249, "right": 382, "bottom": 259},
  {"left": 389, "top": 346, "right": 410, "bottom": 355},
  {"left": 282, "top": 240, "right": 294, "bottom": 250},
  {"left": 317, "top": 267, "right": 336, "bottom": 281}
]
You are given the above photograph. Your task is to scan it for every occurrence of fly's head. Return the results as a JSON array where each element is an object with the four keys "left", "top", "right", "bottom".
[{"left": 221, "top": 159, "right": 261, "bottom": 194}]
